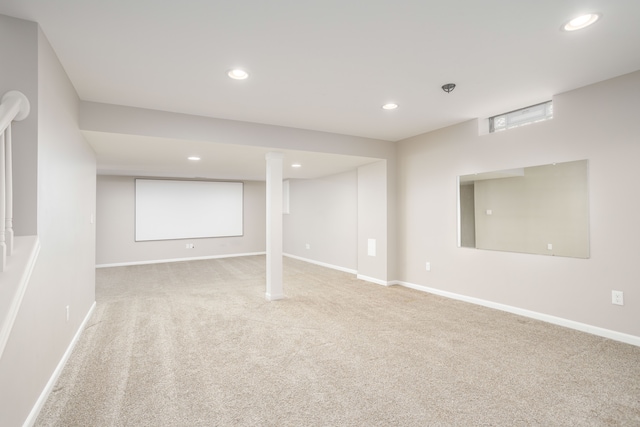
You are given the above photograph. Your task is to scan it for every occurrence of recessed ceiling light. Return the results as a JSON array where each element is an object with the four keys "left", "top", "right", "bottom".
[
  {"left": 228, "top": 69, "right": 249, "bottom": 80},
  {"left": 291, "top": 163, "right": 302, "bottom": 168},
  {"left": 187, "top": 156, "right": 201, "bottom": 161},
  {"left": 563, "top": 13, "right": 601, "bottom": 31},
  {"left": 382, "top": 103, "right": 398, "bottom": 110}
]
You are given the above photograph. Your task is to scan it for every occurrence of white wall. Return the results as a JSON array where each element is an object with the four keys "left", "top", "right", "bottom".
[
  {"left": 96, "top": 175, "right": 266, "bottom": 266},
  {"left": 283, "top": 171, "right": 358, "bottom": 271},
  {"left": 0, "top": 25, "right": 96, "bottom": 426},
  {"left": 397, "top": 70, "right": 640, "bottom": 338}
]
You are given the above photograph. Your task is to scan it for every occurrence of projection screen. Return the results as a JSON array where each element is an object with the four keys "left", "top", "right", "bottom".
[{"left": 135, "top": 179, "right": 243, "bottom": 241}]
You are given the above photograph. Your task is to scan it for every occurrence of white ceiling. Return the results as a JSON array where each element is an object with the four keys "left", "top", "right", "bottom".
[{"left": 2, "top": 0, "right": 640, "bottom": 179}]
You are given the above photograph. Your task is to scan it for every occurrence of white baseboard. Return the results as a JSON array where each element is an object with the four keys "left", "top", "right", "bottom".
[
  {"left": 357, "top": 274, "right": 390, "bottom": 287},
  {"left": 391, "top": 280, "right": 640, "bottom": 348},
  {"left": 96, "top": 251, "right": 267, "bottom": 268},
  {"left": 283, "top": 253, "right": 357, "bottom": 275},
  {"left": 23, "top": 301, "right": 97, "bottom": 427},
  {"left": 282, "top": 254, "right": 390, "bottom": 287}
]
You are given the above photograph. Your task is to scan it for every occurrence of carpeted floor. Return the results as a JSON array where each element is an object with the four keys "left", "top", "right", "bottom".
[{"left": 36, "top": 256, "right": 640, "bottom": 426}]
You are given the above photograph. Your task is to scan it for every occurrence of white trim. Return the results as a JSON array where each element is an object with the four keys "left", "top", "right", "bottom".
[
  {"left": 456, "top": 175, "right": 461, "bottom": 248},
  {"left": 0, "top": 236, "right": 40, "bottom": 359},
  {"left": 283, "top": 253, "right": 357, "bottom": 275},
  {"left": 96, "top": 251, "right": 267, "bottom": 268},
  {"left": 23, "top": 301, "right": 97, "bottom": 427},
  {"left": 391, "top": 280, "right": 640, "bottom": 348},
  {"left": 357, "top": 274, "right": 390, "bottom": 287},
  {"left": 265, "top": 292, "right": 285, "bottom": 301}
]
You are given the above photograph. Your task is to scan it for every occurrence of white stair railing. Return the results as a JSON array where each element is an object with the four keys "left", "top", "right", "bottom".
[{"left": 0, "top": 91, "right": 31, "bottom": 272}]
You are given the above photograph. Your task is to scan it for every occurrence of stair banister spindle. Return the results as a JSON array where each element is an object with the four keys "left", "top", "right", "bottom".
[
  {"left": 5, "top": 125, "right": 12, "bottom": 256},
  {"left": 0, "top": 131, "right": 5, "bottom": 271}
]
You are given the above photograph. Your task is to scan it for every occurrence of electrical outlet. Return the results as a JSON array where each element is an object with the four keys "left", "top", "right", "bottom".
[
  {"left": 66, "top": 305, "right": 70, "bottom": 322},
  {"left": 305, "top": 243, "right": 310, "bottom": 250},
  {"left": 612, "top": 290, "right": 624, "bottom": 306},
  {"left": 425, "top": 262, "right": 431, "bottom": 271}
]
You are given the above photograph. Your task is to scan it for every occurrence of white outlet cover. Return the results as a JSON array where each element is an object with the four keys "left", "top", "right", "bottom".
[{"left": 612, "top": 290, "right": 624, "bottom": 305}]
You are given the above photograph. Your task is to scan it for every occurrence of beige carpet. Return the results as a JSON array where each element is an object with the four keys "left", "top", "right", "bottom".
[{"left": 36, "top": 256, "right": 640, "bottom": 426}]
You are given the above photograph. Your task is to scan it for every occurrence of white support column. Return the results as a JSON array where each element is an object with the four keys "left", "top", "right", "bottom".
[
  {"left": 5, "top": 125, "right": 12, "bottom": 256},
  {"left": 0, "top": 131, "right": 5, "bottom": 272},
  {"left": 265, "top": 152, "right": 284, "bottom": 300}
]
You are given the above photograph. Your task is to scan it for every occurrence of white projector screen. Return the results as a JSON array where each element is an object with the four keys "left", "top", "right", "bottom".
[{"left": 135, "top": 179, "right": 243, "bottom": 241}]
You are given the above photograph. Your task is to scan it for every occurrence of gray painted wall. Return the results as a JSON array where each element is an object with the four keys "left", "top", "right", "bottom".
[
  {"left": 0, "top": 15, "right": 38, "bottom": 235},
  {"left": 357, "top": 161, "right": 389, "bottom": 282},
  {"left": 283, "top": 170, "right": 358, "bottom": 271},
  {"left": 96, "top": 176, "right": 266, "bottom": 266},
  {"left": 397, "top": 70, "right": 640, "bottom": 337},
  {"left": 0, "top": 25, "right": 96, "bottom": 426}
]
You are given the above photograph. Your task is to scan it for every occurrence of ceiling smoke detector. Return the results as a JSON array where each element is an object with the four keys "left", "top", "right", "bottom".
[{"left": 442, "top": 83, "right": 456, "bottom": 93}]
